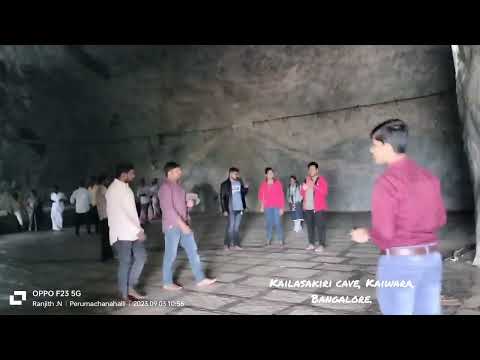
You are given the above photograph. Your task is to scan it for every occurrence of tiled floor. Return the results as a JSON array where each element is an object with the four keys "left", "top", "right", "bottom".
[{"left": 1, "top": 212, "right": 479, "bottom": 315}]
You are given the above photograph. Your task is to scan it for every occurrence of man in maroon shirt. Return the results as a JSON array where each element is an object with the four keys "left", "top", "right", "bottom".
[
  {"left": 350, "top": 119, "right": 446, "bottom": 315},
  {"left": 159, "top": 162, "right": 217, "bottom": 291}
]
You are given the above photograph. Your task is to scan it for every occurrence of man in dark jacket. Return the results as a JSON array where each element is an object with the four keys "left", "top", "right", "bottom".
[{"left": 220, "top": 167, "right": 249, "bottom": 250}]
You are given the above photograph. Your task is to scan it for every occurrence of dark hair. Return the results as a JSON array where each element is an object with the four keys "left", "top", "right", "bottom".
[
  {"left": 53, "top": 185, "right": 59, "bottom": 192},
  {"left": 229, "top": 167, "right": 240, "bottom": 174},
  {"left": 308, "top": 162, "right": 318, "bottom": 169},
  {"left": 164, "top": 162, "right": 180, "bottom": 176},
  {"left": 152, "top": 178, "right": 158, "bottom": 185},
  {"left": 79, "top": 179, "right": 86, "bottom": 188},
  {"left": 97, "top": 175, "right": 107, "bottom": 184},
  {"left": 115, "top": 163, "right": 135, "bottom": 179},
  {"left": 290, "top": 175, "right": 297, "bottom": 181},
  {"left": 31, "top": 189, "right": 37, "bottom": 196},
  {"left": 370, "top": 119, "right": 408, "bottom": 154},
  {"left": 265, "top": 167, "right": 274, "bottom": 175}
]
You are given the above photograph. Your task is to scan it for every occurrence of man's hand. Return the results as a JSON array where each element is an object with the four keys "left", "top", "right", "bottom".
[
  {"left": 350, "top": 228, "right": 369, "bottom": 244},
  {"left": 137, "top": 230, "right": 146, "bottom": 242},
  {"left": 187, "top": 199, "right": 195, "bottom": 208},
  {"left": 279, "top": 208, "right": 284, "bottom": 216},
  {"left": 181, "top": 223, "right": 193, "bottom": 235},
  {"left": 223, "top": 211, "right": 228, "bottom": 217},
  {"left": 306, "top": 178, "right": 314, "bottom": 189}
]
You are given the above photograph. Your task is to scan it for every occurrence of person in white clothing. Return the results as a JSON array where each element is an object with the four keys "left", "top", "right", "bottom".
[
  {"left": 150, "top": 178, "right": 160, "bottom": 219},
  {"left": 51, "top": 185, "right": 66, "bottom": 231},
  {"left": 25, "top": 189, "right": 39, "bottom": 232},
  {"left": 70, "top": 180, "right": 92, "bottom": 236},
  {"left": 106, "top": 163, "right": 147, "bottom": 302},
  {"left": 136, "top": 178, "right": 151, "bottom": 225},
  {"left": 11, "top": 192, "right": 24, "bottom": 231},
  {"left": 287, "top": 175, "right": 304, "bottom": 233}
]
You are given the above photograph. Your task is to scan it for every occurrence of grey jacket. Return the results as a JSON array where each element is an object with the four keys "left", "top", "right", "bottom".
[{"left": 286, "top": 183, "right": 303, "bottom": 204}]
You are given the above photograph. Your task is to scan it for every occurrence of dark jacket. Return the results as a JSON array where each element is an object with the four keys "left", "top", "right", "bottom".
[{"left": 220, "top": 178, "right": 248, "bottom": 213}]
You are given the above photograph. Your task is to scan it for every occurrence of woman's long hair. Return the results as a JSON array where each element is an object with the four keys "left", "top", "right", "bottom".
[
  {"left": 290, "top": 175, "right": 298, "bottom": 186},
  {"left": 264, "top": 167, "right": 277, "bottom": 183}
]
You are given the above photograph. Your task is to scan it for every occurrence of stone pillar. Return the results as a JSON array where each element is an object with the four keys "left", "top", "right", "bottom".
[{"left": 452, "top": 45, "right": 480, "bottom": 266}]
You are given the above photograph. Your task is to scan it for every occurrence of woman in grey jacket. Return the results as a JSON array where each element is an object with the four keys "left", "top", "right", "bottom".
[{"left": 287, "top": 176, "right": 304, "bottom": 233}]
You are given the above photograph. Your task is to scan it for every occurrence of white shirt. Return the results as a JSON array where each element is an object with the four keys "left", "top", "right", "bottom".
[
  {"left": 137, "top": 186, "right": 151, "bottom": 205},
  {"left": 70, "top": 187, "right": 91, "bottom": 214},
  {"left": 106, "top": 179, "right": 142, "bottom": 245}
]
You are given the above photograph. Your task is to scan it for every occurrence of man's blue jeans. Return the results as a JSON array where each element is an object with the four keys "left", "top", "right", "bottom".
[
  {"left": 163, "top": 227, "right": 205, "bottom": 285},
  {"left": 376, "top": 252, "right": 442, "bottom": 315},
  {"left": 113, "top": 240, "right": 147, "bottom": 299},
  {"left": 265, "top": 208, "right": 284, "bottom": 245},
  {"left": 225, "top": 210, "right": 243, "bottom": 247}
]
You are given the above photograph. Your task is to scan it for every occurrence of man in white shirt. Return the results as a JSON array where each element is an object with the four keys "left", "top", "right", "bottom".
[
  {"left": 70, "top": 180, "right": 92, "bottom": 236},
  {"left": 106, "top": 163, "right": 147, "bottom": 302},
  {"left": 136, "top": 178, "right": 151, "bottom": 225}
]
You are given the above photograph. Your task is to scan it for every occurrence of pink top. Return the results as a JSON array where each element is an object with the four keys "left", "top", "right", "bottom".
[
  {"left": 300, "top": 176, "right": 329, "bottom": 212},
  {"left": 258, "top": 180, "right": 285, "bottom": 209},
  {"left": 370, "top": 156, "right": 447, "bottom": 250}
]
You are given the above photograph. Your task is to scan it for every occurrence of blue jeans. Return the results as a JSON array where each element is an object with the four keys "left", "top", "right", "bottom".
[
  {"left": 265, "top": 208, "right": 284, "bottom": 245},
  {"left": 289, "top": 202, "right": 304, "bottom": 221},
  {"left": 113, "top": 240, "right": 147, "bottom": 299},
  {"left": 163, "top": 227, "right": 205, "bottom": 285},
  {"left": 225, "top": 210, "right": 243, "bottom": 247},
  {"left": 376, "top": 252, "right": 442, "bottom": 315}
]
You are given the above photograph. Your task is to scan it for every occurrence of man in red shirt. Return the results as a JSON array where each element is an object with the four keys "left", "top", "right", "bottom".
[
  {"left": 351, "top": 119, "right": 446, "bottom": 315},
  {"left": 300, "top": 162, "right": 329, "bottom": 253}
]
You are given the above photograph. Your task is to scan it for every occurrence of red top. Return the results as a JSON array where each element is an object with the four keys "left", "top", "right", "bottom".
[
  {"left": 300, "top": 176, "right": 329, "bottom": 212},
  {"left": 258, "top": 180, "right": 285, "bottom": 209},
  {"left": 370, "top": 157, "right": 447, "bottom": 250}
]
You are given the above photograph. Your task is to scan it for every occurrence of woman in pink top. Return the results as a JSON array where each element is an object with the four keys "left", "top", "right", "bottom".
[{"left": 258, "top": 167, "right": 286, "bottom": 248}]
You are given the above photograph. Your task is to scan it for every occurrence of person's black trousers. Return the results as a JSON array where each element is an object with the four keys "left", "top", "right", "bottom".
[
  {"left": 99, "top": 219, "right": 114, "bottom": 261},
  {"left": 90, "top": 206, "right": 99, "bottom": 233},
  {"left": 303, "top": 210, "right": 326, "bottom": 246},
  {"left": 75, "top": 212, "right": 91, "bottom": 235}
]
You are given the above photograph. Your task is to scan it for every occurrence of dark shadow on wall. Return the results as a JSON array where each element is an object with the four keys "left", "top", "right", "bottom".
[{"left": 64, "top": 45, "right": 111, "bottom": 80}]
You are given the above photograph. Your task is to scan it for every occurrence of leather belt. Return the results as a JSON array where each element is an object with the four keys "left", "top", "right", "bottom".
[{"left": 381, "top": 244, "right": 439, "bottom": 256}]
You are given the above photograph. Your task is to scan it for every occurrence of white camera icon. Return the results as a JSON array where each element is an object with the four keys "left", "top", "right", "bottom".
[{"left": 9, "top": 291, "right": 27, "bottom": 306}]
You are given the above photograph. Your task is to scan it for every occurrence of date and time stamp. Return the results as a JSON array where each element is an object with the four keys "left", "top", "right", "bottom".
[{"left": 10, "top": 290, "right": 185, "bottom": 309}]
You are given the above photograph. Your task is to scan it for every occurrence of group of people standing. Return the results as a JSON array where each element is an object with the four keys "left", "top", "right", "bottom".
[
  {"left": 136, "top": 178, "right": 161, "bottom": 225},
  {"left": 221, "top": 162, "right": 329, "bottom": 253},
  {"left": 0, "top": 118, "right": 449, "bottom": 314},
  {"left": 50, "top": 176, "right": 114, "bottom": 262},
  {"left": 106, "top": 162, "right": 217, "bottom": 301},
  {"left": 220, "top": 118, "right": 447, "bottom": 315},
  {"left": 0, "top": 188, "right": 42, "bottom": 233}
]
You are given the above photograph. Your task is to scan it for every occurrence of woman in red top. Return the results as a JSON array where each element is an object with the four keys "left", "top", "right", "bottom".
[{"left": 258, "top": 167, "right": 285, "bottom": 248}]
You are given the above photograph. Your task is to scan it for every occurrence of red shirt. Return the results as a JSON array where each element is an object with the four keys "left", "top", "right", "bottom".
[
  {"left": 258, "top": 180, "right": 285, "bottom": 209},
  {"left": 370, "top": 157, "right": 447, "bottom": 250},
  {"left": 299, "top": 176, "right": 329, "bottom": 212}
]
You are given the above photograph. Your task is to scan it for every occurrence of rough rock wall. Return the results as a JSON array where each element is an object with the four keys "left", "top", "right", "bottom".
[
  {"left": 99, "top": 45, "right": 472, "bottom": 212},
  {"left": 0, "top": 45, "right": 116, "bottom": 201},
  {"left": 0, "top": 45, "right": 473, "bottom": 214},
  {"left": 451, "top": 45, "right": 480, "bottom": 266}
]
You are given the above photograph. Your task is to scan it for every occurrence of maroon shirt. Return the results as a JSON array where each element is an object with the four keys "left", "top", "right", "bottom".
[
  {"left": 158, "top": 179, "right": 188, "bottom": 233},
  {"left": 370, "top": 156, "right": 447, "bottom": 251}
]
